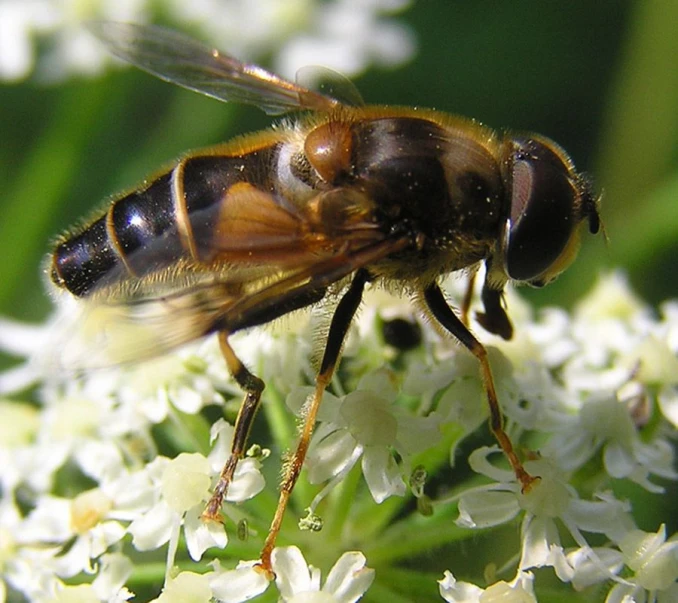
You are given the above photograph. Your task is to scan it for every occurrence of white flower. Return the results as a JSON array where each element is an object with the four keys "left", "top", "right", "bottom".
[
  {"left": 3, "top": 256, "right": 678, "bottom": 603},
  {"left": 129, "top": 421, "right": 264, "bottom": 565},
  {"left": 233, "top": 323, "right": 315, "bottom": 397},
  {"left": 455, "top": 449, "right": 634, "bottom": 586},
  {"left": 542, "top": 391, "right": 677, "bottom": 491},
  {"left": 291, "top": 368, "right": 441, "bottom": 503},
  {"left": 617, "top": 526, "right": 678, "bottom": 590},
  {"left": 438, "top": 571, "right": 483, "bottom": 603},
  {"left": 127, "top": 454, "right": 222, "bottom": 562},
  {"left": 194, "top": 548, "right": 376, "bottom": 603},
  {"left": 205, "top": 420, "right": 267, "bottom": 504},
  {"left": 0, "top": 316, "right": 57, "bottom": 394},
  {"left": 17, "top": 471, "right": 143, "bottom": 579},
  {"left": 438, "top": 347, "right": 522, "bottom": 428},
  {"left": 39, "top": 567, "right": 135, "bottom": 603},
  {"left": 605, "top": 525, "right": 678, "bottom": 602},
  {"left": 111, "top": 343, "right": 225, "bottom": 425},
  {"left": 272, "top": 546, "right": 375, "bottom": 603},
  {"left": 0, "top": 0, "right": 56, "bottom": 81},
  {"left": 562, "top": 272, "right": 657, "bottom": 394},
  {"left": 438, "top": 569, "right": 536, "bottom": 603},
  {"left": 2, "top": 545, "right": 63, "bottom": 603},
  {"left": 91, "top": 553, "right": 134, "bottom": 602}
]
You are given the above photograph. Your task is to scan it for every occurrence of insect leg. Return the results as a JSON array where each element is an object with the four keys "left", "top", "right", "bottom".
[
  {"left": 476, "top": 278, "right": 513, "bottom": 340},
  {"left": 201, "top": 237, "right": 409, "bottom": 527},
  {"left": 460, "top": 269, "right": 477, "bottom": 326},
  {"left": 202, "top": 332, "right": 265, "bottom": 521},
  {"left": 258, "top": 268, "right": 370, "bottom": 572},
  {"left": 423, "top": 282, "right": 536, "bottom": 491}
]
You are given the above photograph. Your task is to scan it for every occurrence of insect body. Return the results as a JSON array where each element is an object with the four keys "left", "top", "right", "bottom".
[{"left": 49, "top": 22, "right": 600, "bottom": 572}]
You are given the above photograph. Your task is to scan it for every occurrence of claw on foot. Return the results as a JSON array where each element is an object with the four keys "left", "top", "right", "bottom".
[
  {"left": 253, "top": 561, "right": 275, "bottom": 582},
  {"left": 518, "top": 472, "right": 541, "bottom": 494}
]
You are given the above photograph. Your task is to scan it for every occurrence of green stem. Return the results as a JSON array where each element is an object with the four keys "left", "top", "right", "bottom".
[{"left": 322, "top": 459, "right": 363, "bottom": 543}]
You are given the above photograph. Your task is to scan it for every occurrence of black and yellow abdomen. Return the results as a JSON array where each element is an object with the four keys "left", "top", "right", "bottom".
[{"left": 50, "top": 141, "right": 279, "bottom": 297}]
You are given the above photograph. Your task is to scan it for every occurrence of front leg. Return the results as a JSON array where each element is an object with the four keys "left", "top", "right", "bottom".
[
  {"left": 476, "top": 276, "right": 513, "bottom": 340},
  {"left": 423, "top": 282, "right": 535, "bottom": 491}
]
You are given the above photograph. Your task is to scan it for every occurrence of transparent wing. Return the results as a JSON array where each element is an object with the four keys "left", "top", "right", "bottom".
[
  {"left": 295, "top": 65, "right": 364, "bottom": 108},
  {"left": 42, "top": 181, "right": 408, "bottom": 371},
  {"left": 41, "top": 235, "right": 409, "bottom": 372},
  {"left": 42, "top": 277, "right": 238, "bottom": 370},
  {"left": 88, "top": 21, "right": 344, "bottom": 115}
]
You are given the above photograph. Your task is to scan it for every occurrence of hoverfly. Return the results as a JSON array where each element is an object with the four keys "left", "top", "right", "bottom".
[{"left": 49, "top": 22, "right": 600, "bottom": 572}]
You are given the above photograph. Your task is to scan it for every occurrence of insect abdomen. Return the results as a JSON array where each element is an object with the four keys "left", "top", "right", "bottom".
[
  {"left": 50, "top": 148, "right": 277, "bottom": 297},
  {"left": 51, "top": 171, "right": 182, "bottom": 297}
]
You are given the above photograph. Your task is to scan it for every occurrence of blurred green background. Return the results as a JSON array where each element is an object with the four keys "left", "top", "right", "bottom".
[{"left": 1, "top": 0, "right": 677, "bottom": 326}]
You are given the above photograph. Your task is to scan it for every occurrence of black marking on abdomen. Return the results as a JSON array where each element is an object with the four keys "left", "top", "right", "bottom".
[
  {"left": 181, "top": 148, "right": 280, "bottom": 261},
  {"left": 110, "top": 173, "right": 175, "bottom": 259},
  {"left": 52, "top": 172, "right": 182, "bottom": 297},
  {"left": 52, "top": 144, "right": 281, "bottom": 297},
  {"left": 52, "top": 215, "right": 118, "bottom": 297},
  {"left": 108, "top": 172, "right": 184, "bottom": 277}
]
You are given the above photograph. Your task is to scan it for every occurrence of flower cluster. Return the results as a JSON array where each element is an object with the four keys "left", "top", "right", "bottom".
[
  {"left": 0, "top": 0, "right": 415, "bottom": 82},
  {"left": 0, "top": 272, "right": 677, "bottom": 602}
]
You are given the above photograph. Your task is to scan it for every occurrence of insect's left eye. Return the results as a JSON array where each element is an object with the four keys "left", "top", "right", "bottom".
[{"left": 504, "top": 138, "right": 580, "bottom": 284}]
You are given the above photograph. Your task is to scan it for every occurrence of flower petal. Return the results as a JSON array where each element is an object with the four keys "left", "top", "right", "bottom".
[
  {"left": 227, "top": 458, "right": 265, "bottom": 502},
  {"left": 520, "top": 516, "right": 561, "bottom": 569},
  {"left": 361, "top": 446, "right": 405, "bottom": 503},
  {"left": 456, "top": 490, "right": 520, "bottom": 529},
  {"left": 438, "top": 570, "right": 483, "bottom": 603},
  {"left": 322, "top": 551, "right": 374, "bottom": 602},
  {"left": 272, "top": 546, "right": 313, "bottom": 597},
  {"left": 468, "top": 447, "right": 516, "bottom": 484},
  {"left": 209, "top": 561, "right": 270, "bottom": 603},
  {"left": 307, "top": 429, "right": 358, "bottom": 484},
  {"left": 128, "top": 502, "right": 175, "bottom": 551},
  {"left": 184, "top": 505, "right": 227, "bottom": 561}
]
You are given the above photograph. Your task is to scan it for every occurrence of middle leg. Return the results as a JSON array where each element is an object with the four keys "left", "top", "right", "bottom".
[{"left": 258, "top": 269, "right": 370, "bottom": 572}]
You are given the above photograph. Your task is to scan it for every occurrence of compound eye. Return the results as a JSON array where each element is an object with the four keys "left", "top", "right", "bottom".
[{"left": 505, "top": 140, "right": 577, "bottom": 282}]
